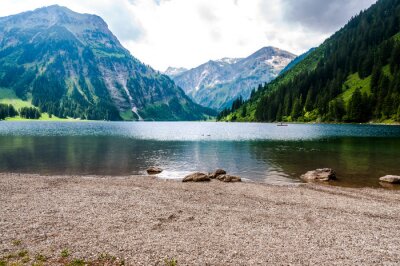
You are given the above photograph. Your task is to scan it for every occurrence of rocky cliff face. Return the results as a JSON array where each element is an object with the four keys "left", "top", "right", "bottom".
[
  {"left": 0, "top": 5, "right": 215, "bottom": 120},
  {"left": 166, "top": 47, "right": 296, "bottom": 110}
]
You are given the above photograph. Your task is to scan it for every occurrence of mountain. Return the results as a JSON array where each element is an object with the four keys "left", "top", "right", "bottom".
[
  {"left": 166, "top": 47, "right": 296, "bottom": 111},
  {"left": 0, "top": 5, "right": 216, "bottom": 121},
  {"left": 219, "top": 0, "right": 400, "bottom": 124},
  {"left": 164, "top": 67, "right": 188, "bottom": 77}
]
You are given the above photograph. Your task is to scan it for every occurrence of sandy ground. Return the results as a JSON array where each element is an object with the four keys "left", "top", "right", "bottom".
[{"left": 1, "top": 173, "right": 400, "bottom": 265}]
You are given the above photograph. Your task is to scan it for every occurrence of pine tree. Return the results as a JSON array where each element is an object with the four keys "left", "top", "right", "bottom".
[
  {"left": 397, "top": 105, "right": 400, "bottom": 122},
  {"left": 390, "top": 45, "right": 400, "bottom": 74},
  {"left": 276, "top": 104, "right": 283, "bottom": 121},
  {"left": 328, "top": 98, "right": 345, "bottom": 121},
  {"left": 304, "top": 90, "right": 313, "bottom": 112},
  {"left": 291, "top": 97, "right": 303, "bottom": 120},
  {"left": 370, "top": 65, "right": 382, "bottom": 94},
  {"left": 241, "top": 105, "right": 247, "bottom": 117},
  {"left": 347, "top": 89, "right": 363, "bottom": 122}
]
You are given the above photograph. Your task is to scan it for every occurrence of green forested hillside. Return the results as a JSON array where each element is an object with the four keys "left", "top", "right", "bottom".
[
  {"left": 219, "top": 0, "right": 400, "bottom": 123},
  {"left": 0, "top": 5, "right": 215, "bottom": 121}
]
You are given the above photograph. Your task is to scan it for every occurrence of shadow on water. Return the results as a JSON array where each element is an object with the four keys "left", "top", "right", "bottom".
[{"left": 0, "top": 122, "right": 400, "bottom": 188}]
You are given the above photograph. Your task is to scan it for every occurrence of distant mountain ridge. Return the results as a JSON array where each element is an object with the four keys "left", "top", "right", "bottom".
[
  {"left": 0, "top": 5, "right": 215, "bottom": 121},
  {"left": 164, "top": 67, "right": 188, "bottom": 77},
  {"left": 165, "top": 47, "right": 296, "bottom": 110}
]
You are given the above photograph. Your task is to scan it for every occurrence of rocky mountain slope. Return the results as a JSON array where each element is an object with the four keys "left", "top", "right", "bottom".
[
  {"left": 0, "top": 5, "right": 215, "bottom": 121},
  {"left": 165, "top": 47, "right": 296, "bottom": 110}
]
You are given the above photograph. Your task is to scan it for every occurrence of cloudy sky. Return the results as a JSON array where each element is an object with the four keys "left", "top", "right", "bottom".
[{"left": 0, "top": 0, "right": 377, "bottom": 71}]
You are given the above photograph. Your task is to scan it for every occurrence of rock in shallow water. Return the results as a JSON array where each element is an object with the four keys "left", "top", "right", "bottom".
[
  {"left": 300, "top": 168, "right": 336, "bottom": 182},
  {"left": 182, "top": 172, "right": 210, "bottom": 182},
  {"left": 379, "top": 175, "right": 400, "bottom": 184},
  {"left": 146, "top": 166, "right": 163, "bottom": 175},
  {"left": 217, "top": 174, "right": 241, "bottom": 183},
  {"left": 208, "top": 169, "right": 227, "bottom": 179}
]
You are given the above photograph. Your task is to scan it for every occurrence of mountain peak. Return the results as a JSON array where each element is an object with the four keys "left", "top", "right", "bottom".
[
  {"left": 32, "top": 5, "right": 95, "bottom": 19},
  {"left": 250, "top": 46, "right": 296, "bottom": 59},
  {"left": 0, "top": 5, "right": 116, "bottom": 50},
  {"left": 164, "top": 67, "right": 188, "bottom": 77},
  {"left": 0, "top": 4, "right": 108, "bottom": 32},
  {"left": 37, "top": 4, "right": 71, "bottom": 12},
  {"left": 259, "top": 46, "right": 281, "bottom": 51},
  {"left": 34, "top": 5, "right": 104, "bottom": 22},
  {"left": 215, "top": 57, "right": 241, "bottom": 65}
]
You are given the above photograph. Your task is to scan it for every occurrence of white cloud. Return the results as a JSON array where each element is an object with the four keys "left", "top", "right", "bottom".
[{"left": 0, "top": 0, "right": 377, "bottom": 71}]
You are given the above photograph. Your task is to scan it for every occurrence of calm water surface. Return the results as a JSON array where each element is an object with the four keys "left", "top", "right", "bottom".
[{"left": 1, "top": 121, "right": 400, "bottom": 188}]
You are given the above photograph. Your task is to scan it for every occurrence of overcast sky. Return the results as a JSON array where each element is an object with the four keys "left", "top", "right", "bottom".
[{"left": 0, "top": 0, "right": 377, "bottom": 71}]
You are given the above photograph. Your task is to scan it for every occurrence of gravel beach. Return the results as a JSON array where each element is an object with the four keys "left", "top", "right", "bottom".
[{"left": 1, "top": 173, "right": 400, "bottom": 265}]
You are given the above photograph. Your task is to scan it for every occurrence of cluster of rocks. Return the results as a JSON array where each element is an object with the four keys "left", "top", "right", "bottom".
[
  {"left": 183, "top": 169, "right": 241, "bottom": 183},
  {"left": 148, "top": 166, "right": 399, "bottom": 187},
  {"left": 300, "top": 168, "right": 400, "bottom": 187},
  {"left": 146, "top": 167, "right": 241, "bottom": 183}
]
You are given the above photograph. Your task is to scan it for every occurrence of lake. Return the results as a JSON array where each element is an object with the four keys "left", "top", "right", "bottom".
[{"left": 1, "top": 121, "right": 400, "bottom": 188}]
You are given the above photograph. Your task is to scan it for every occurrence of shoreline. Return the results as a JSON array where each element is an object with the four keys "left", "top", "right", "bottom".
[
  {"left": 0, "top": 172, "right": 398, "bottom": 190},
  {"left": 1, "top": 173, "right": 400, "bottom": 265},
  {"left": 2, "top": 119, "right": 400, "bottom": 125}
]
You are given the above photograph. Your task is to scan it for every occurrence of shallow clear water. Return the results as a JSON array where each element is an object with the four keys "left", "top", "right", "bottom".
[{"left": 1, "top": 121, "right": 400, "bottom": 188}]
